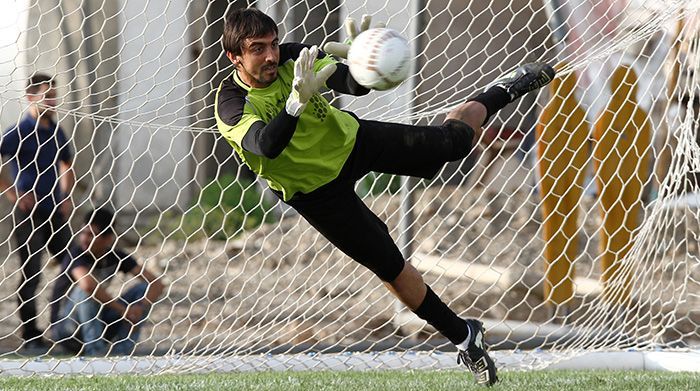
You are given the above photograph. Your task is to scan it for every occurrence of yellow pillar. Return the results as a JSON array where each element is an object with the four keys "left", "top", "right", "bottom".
[
  {"left": 592, "top": 65, "right": 652, "bottom": 305},
  {"left": 536, "top": 69, "right": 590, "bottom": 308}
]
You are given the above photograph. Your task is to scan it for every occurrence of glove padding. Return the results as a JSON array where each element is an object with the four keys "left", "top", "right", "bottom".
[
  {"left": 285, "top": 45, "right": 337, "bottom": 117},
  {"left": 323, "top": 14, "right": 386, "bottom": 59}
]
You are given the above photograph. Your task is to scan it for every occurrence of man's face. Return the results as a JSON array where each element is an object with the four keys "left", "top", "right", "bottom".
[
  {"left": 228, "top": 33, "right": 280, "bottom": 88},
  {"left": 79, "top": 223, "right": 113, "bottom": 257},
  {"left": 27, "top": 83, "right": 57, "bottom": 116}
]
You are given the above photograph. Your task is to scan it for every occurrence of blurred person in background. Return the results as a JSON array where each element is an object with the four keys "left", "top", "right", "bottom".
[
  {"left": 0, "top": 73, "right": 74, "bottom": 353},
  {"left": 52, "top": 208, "right": 164, "bottom": 356}
]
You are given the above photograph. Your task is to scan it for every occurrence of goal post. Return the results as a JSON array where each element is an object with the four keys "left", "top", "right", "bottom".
[{"left": 0, "top": 0, "right": 698, "bottom": 375}]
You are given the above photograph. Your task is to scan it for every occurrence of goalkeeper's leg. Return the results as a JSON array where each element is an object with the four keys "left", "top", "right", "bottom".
[
  {"left": 447, "top": 62, "right": 556, "bottom": 134},
  {"left": 350, "top": 62, "right": 556, "bottom": 182},
  {"left": 286, "top": 186, "right": 497, "bottom": 386},
  {"left": 389, "top": 262, "right": 498, "bottom": 386}
]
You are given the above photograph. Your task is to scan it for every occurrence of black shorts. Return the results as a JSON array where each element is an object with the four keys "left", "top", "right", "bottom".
[{"left": 284, "top": 117, "right": 474, "bottom": 282}]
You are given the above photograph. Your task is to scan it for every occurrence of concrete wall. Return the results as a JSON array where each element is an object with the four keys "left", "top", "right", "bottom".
[
  {"left": 187, "top": 0, "right": 251, "bottom": 193},
  {"left": 111, "top": 0, "right": 193, "bottom": 219}
]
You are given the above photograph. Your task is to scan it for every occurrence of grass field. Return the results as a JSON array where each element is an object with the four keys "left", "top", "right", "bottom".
[{"left": 0, "top": 370, "right": 698, "bottom": 390}]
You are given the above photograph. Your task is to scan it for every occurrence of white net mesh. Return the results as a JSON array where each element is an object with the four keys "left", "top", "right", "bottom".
[{"left": 0, "top": 0, "right": 698, "bottom": 375}]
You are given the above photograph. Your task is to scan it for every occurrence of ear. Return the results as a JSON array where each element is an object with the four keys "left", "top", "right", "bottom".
[{"left": 226, "top": 51, "right": 240, "bottom": 67}]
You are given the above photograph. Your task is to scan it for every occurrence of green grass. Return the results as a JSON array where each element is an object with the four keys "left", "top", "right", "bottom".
[{"left": 0, "top": 370, "right": 698, "bottom": 390}]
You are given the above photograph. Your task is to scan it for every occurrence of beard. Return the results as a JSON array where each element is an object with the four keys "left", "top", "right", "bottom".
[
  {"left": 238, "top": 61, "right": 278, "bottom": 88},
  {"left": 255, "top": 63, "right": 278, "bottom": 86}
]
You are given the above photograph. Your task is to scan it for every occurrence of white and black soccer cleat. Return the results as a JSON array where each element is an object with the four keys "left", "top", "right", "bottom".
[
  {"left": 489, "top": 62, "right": 556, "bottom": 102},
  {"left": 457, "top": 319, "right": 498, "bottom": 387}
]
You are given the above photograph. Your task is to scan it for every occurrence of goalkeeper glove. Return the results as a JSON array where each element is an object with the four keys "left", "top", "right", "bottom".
[
  {"left": 323, "top": 14, "right": 386, "bottom": 59},
  {"left": 285, "top": 45, "right": 337, "bottom": 117}
]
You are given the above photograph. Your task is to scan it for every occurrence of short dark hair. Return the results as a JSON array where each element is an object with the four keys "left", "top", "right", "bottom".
[
  {"left": 84, "top": 208, "right": 115, "bottom": 237},
  {"left": 222, "top": 8, "right": 278, "bottom": 56},
  {"left": 26, "top": 73, "right": 54, "bottom": 95}
]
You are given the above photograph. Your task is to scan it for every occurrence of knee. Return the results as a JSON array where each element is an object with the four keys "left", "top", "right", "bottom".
[
  {"left": 70, "top": 290, "right": 99, "bottom": 317},
  {"left": 368, "top": 253, "right": 406, "bottom": 282},
  {"left": 374, "top": 262, "right": 404, "bottom": 282},
  {"left": 442, "top": 120, "right": 477, "bottom": 161}
]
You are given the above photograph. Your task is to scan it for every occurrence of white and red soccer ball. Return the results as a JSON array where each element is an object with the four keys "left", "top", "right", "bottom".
[{"left": 347, "top": 28, "right": 411, "bottom": 91}]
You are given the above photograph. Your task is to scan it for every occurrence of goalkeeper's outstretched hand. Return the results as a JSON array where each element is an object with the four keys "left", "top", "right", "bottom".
[
  {"left": 323, "top": 14, "right": 386, "bottom": 59},
  {"left": 285, "top": 45, "right": 337, "bottom": 117}
]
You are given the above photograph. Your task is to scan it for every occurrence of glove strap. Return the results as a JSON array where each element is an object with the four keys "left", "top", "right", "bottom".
[{"left": 286, "top": 94, "right": 307, "bottom": 117}]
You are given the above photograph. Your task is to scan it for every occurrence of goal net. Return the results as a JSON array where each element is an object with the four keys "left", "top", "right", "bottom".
[{"left": 0, "top": 0, "right": 698, "bottom": 375}]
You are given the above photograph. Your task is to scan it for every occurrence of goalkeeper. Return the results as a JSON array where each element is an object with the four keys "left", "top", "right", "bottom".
[{"left": 216, "top": 8, "right": 554, "bottom": 386}]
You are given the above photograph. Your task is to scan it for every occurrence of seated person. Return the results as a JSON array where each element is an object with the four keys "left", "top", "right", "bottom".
[{"left": 52, "top": 208, "right": 164, "bottom": 356}]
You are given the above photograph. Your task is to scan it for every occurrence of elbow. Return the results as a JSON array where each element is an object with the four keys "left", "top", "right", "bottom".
[
  {"left": 258, "top": 134, "right": 286, "bottom": 159},
  {"left": 355, "top": 86, "right": 371, "bottom": 96},
  {"left": 346, "top": 75, "right": 370, "bottom": 96},
  {"left": 261, "top": 146, "right": 284, "bottom": 159}
]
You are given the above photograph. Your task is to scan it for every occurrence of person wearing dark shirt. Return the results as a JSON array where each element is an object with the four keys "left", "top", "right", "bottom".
[
  {"left": 0, "top": 74, "right": 75, "bottom": 351},
  {"left": 216, "top": 9, "right": 555, "bottom": 386},
  {"left": 52, "top": 209, "right": 164, "bottom": 356}
]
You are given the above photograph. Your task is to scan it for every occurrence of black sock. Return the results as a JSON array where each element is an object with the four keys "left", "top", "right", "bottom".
[
  {"left": 413, "top": 285, "right": 469, "bottom": 345},
  {"left": 467, "top": 86, "right": 512, "bottom": 126}
]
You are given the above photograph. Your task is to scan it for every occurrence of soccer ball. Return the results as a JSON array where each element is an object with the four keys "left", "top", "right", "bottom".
[{"left": 347, "top": 28, "right": 411, "bottom": 91}]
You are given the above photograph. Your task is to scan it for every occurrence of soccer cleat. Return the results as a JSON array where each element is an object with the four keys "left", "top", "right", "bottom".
[
  {"left": 488, "top": 62, "right": 556, "bottom": 102},
  {"left": 457, "top": 319, "right": 498, "bottom": 387}
]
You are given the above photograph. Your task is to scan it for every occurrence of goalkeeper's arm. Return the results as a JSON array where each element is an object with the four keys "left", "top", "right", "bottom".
[
  {"left": 326, "top": 63, "right": 370, "bottom": 96},
  {"left": 241, "top": 112, "right": 298, "bottom": 159}
]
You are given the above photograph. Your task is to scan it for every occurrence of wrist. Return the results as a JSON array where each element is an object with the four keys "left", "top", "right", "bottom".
[{"left": 286, "top": 95, "right": 306, "bottom": 117}]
